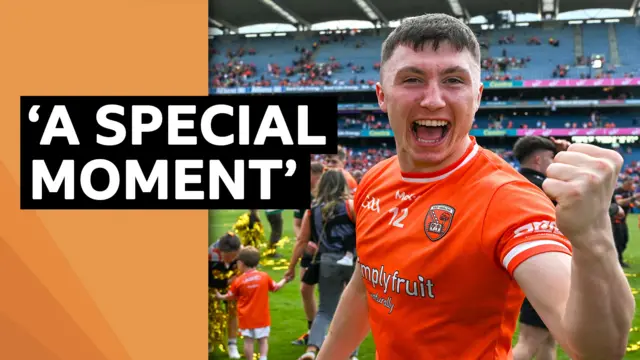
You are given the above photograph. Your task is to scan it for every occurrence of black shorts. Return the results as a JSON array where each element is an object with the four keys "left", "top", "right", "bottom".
[
  {"left": 301, "top": 261, "right": 320, "bottom": 285},
  {"left": 301, "top": 253, "right": 313, "bottom": 268},
  {"left": 519, "top": 297, "right": 547, "bottom": 329}
]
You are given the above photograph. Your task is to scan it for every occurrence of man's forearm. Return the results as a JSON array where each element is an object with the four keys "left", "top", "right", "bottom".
[
  {"left": 617, "top": 197, "right": 634, "bottom": 207},
  {"left": 290, "top": 238, "right": 307, "bottom": 268},
  {"left": 563, "top": 226, "right": 635, "bottom": 359},
  {"left": 316, "top": 269, "right": 370, "bottom": 360}
]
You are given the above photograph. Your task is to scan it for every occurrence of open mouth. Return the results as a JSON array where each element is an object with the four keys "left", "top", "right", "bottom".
[{"left": 411, "top": 120, "right": 451, "bottom": 144}]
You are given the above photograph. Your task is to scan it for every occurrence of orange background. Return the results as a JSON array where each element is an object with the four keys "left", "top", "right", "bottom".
[{"left": 0, "top": 0, "right": 206, "bottom": 359}]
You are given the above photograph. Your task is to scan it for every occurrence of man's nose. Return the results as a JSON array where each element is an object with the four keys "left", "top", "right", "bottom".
[{"left": 419, "top": 83, "right": 446, "bottom": 111}]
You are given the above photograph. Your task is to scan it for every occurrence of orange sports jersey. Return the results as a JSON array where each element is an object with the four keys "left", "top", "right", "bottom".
[
  {"left": 228, "top": 269, "right": 276, "bottom": 329},
  {"left": 354, "top": 137, "right": 572, "bottom": 360}
]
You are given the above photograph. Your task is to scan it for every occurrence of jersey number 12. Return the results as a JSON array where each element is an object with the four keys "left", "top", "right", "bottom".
[{"left": 388, "top": 207, "right": 408, "bottom": 228}]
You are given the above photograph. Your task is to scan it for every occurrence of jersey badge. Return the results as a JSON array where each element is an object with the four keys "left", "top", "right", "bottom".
[{"left": 423, "top": 204, "right": 455, "bottom": 241}]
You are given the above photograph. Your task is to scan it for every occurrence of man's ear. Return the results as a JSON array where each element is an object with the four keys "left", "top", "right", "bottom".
[
  {"left": 376, "top": 82, "right": 387, "bottom": 113},
  {"left": 475, "top": 82, "right": 484, "bottom": 112}
]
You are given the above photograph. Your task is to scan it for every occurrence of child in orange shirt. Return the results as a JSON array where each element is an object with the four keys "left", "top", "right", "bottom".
[{"left": 215, "top": 246, "right": 288, "bottom": 360}]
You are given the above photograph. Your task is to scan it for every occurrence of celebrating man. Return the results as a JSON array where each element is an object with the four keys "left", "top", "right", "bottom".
[{"left": 315, "top": 13, "right": 634, "bottom": 360}]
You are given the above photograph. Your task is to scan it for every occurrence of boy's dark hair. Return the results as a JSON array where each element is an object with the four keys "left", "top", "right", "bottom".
[
  {"left": 311, "top": 161, "right": 324, "bottom": 174},
  {"left": 513, "top": 136, "right": 557, "bottom": 164},
  {"left": 237, "top": 246, "right": 261, "bottom": 268},
  {"left": 218, "top": 231, "right": 241, "bottom": 253},
  {"left": 381, "top": 13, "right": 480, "bottom": 68}
]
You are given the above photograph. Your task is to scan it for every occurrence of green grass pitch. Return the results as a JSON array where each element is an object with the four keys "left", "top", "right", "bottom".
[{"left": 209, "top": 209, "right": 640, "bottom": 360}]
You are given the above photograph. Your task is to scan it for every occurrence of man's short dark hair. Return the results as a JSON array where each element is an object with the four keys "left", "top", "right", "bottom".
[
  {"left": 381, "top": 13, "right": 481, "bottom": 68},
  {"left": 218, "top": 232, "right": 241, "bottom": 253},
  {"left": 237, "top": 246, "right": 261, "bottom": 268},
  {"left": 513, "top": 136, "right": 557, "bottom": 163}
]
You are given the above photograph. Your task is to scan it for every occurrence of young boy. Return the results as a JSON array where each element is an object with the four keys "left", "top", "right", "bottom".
[
  {"left": 209, "top": 232, "right": 242, "bottom": 359},
  {"left": 215, "top": 246, "right": 288, "bottom": 360}
]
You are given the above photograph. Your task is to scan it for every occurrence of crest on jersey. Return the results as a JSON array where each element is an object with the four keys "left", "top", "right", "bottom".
[{"left": 423, "top": 204, "right": 455, "bottom": 241}]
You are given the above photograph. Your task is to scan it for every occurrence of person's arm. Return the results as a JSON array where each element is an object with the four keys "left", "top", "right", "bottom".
[
  {"left": 615, "top": 192, "right": 639, "bottom": 207},
  {"left": 271, "top": 278, "right": 288, "bottom": 292},
  {"left": 500, "top": 145, "right": 634, "bottom": 360},
  {"left": 315, "top": 262, "right": 370, "bottom": 360},
  {"left": 285, "top": 210, "right": 311, "bottom": 280},
  {"left": 214, "top": 290, "right": 236, "bottom": 301},
  {"left": 293, "top": 216, "right": 303, "bottom": 238},
  {"left": 515, "top": 239, "right": 632, "bottom": 359}
]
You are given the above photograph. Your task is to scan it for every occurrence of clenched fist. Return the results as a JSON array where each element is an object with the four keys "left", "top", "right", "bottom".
[{"left": 543, "top": 143, "right": 623, "bottom": 245}]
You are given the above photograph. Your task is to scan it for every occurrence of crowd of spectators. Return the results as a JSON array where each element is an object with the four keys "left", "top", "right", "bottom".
[
  {"left": 330, "top": 145, "right": 640, "bottom": 204},
  {"left": 210, "top": 27, "right": 640, "bottom": 88},
  {"left": 475, "top": 110, "right": 621, "bottom": 130},
  {"left": 312, "top": 146, "right": 396, "bottom": 173},
  {"left": 210, "top": 32, "right": 382, "bottom": 88},
  {"left": 340, "top": 113, "right": 390, "bottom": 130}
]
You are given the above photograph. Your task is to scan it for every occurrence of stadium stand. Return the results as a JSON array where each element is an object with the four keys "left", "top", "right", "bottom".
[
  {"left": 209, "top": 20, "right": 640, "bottom": 87},
  {"left": 209, "top": 0, "right": 640, "bottom": 199}
]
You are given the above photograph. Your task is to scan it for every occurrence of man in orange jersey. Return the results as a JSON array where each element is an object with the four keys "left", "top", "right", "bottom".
[
  {"left": 314, "top": 13, "right": 634, "bottom": 360},
  {"left": 324, "top": 147, "right": 358, "bottom": 193}
]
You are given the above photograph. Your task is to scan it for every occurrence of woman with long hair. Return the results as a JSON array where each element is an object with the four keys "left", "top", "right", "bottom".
[{"left": 285, "top": 168, "right": 359, "bottom": 360}]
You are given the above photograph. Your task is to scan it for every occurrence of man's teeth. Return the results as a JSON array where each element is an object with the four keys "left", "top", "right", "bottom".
[{"left": 415, "top": 120, "right": 448, "bottom": 127}]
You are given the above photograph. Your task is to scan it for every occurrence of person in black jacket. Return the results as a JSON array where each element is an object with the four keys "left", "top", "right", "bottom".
[
  {"left": 511, "top": 135, "right": 569, "bottom": 360},
  {"left": 613, "top": 177, "right": 639, "bottom": 267}
]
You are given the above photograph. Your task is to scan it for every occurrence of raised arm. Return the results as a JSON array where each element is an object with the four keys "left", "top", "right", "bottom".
[{"left": 513, "top": 144, "right": 634, "bottom": 360}]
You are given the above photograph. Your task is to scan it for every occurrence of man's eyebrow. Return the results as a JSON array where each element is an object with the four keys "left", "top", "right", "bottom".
[
  {"left": 395, "top": 66, "right": 425, "bottom": 75},
  {"left": 441, "top": 66, "right": 469, "bottom": 75},
  {"left": 395, "top": 65, "right": 470, "bottom": 76}
]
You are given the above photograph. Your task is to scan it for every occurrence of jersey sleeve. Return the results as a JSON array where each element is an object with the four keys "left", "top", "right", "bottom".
[
  {"left": 266, "top": 273, "right": 277, "bottom": 291},
  {"left": 228, "top": 277, "right": 240, "bottom": 296},
  {"left": 482, "top": 181, "right": 573, "bottom": 277}
]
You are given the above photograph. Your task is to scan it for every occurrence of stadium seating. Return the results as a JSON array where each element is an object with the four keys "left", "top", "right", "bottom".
[
  {"left": 338, "top": 113, "right": 640, "bottom": 130},
  {"left": 210, "top": 22, "right": 640, "bottom": 87},
  {"left": 614, "top": 23, "right": 640, "bottom": 76}
]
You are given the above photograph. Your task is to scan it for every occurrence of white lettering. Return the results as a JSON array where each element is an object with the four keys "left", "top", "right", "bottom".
[
  {"left": 175, "top": 159, "right": 204, "bottom": 199},
  {"left": 254, "top": 105, "right": 293, "bottom": 145},
  {"left": 80, "top": 159, "right": 120, "bottom": 201},
  {"left": 168, "top": 105, "right": 197, "bottom": 145},
  {"left": 297, "top": 105, "right": 325, "bottom": 145},
  {"left": 361, "top": 195, "right": 381, "bottom": 213},
  {"left": 131, "top": 105, "right": 162, "bottom": 145},
  {"left": 96, "top": 105, "right": 126, "bottom": 146},
  {"left": 32, "top": 160, "right": 75, "bottom": 200},
  {"left": 513, "top": 220, "right": 563, "bottom": 238},
  {"left": 360, "top": 262, "right": 435, "bottom": 308},
  {"left": 41, "top": 105, "right": 80, "bottom": 145},
  {"left": 125, "top": 160, "right": 168, "bottom": 200},
  {"left": 395, "top": 190, "right": 417, "bottom": 201},
  {"left": 209, "top": 160, "right": 244, "bottom": 200},
  {"left": 201, "top": 104, "right": 235, "bottom": 146}
]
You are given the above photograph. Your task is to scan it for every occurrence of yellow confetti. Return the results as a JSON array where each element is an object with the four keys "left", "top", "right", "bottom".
[{"left": 627, "top": 340, "right": 640, "bottom": 352}]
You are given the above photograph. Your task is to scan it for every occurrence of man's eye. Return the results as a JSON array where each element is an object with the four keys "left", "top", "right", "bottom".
[
  {"left": 445, "top": 77, "right": 464, "bottom": 84},
  {"left": 404, "top": 78, "right": 421, "bottom": 83}
]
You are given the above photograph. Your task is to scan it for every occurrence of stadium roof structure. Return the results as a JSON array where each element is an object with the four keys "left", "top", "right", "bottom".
[{"left": 209, "top": 0, "right": 640, "bottom": 30}]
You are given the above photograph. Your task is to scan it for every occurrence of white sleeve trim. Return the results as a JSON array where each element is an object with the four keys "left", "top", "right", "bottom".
[{"left": 502, "top": 240, "right": 570, "bottom": 269}]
